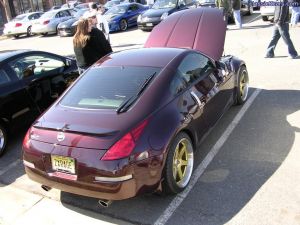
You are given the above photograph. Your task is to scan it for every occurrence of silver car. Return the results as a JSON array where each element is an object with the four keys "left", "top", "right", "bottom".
[
  {"left": 31, "top": 9, "right": 73, "bottom": 36},
  {"left": 3, "top": 12, "right": 43, "bottom": 38}
]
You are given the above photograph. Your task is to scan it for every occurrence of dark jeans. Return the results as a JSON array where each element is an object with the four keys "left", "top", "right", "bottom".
[{"left": 266, "top": 23, "right": 298, "bottom": 57}]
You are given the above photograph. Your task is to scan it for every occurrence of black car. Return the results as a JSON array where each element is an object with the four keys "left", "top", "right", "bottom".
[
  {"left": 137, "top": 0, "right": 197, "bottom": 31},
  {"left": 57, "top": 8, "right": 89, "bottom": 37},
  {"left": 0, "top": 50, "right": 79, "bottom": 156}
]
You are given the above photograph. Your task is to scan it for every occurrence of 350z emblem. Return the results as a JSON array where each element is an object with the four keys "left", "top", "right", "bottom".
[{"left": 57, "top": 132, "right": 65, "bottom": 142}]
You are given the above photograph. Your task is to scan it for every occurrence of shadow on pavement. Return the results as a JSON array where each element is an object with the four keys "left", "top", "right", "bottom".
[{"left": 60, "top": 88, "right": 300, "bottom": 225}]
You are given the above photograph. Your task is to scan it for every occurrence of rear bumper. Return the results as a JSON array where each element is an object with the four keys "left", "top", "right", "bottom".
[
  {"left": 137, "top": 21, "right": 160, "bottom": 30},
  {"left": 3, "top": 27, "right": 27, "bottom": 36}
]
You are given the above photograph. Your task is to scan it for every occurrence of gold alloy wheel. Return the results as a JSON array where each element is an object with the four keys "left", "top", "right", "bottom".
[
  {"left": 172, "top": 138, "right": 194, "bottom": 188},
  {"left": 239, "top": 69, "right": 249, "bottom": 101}
]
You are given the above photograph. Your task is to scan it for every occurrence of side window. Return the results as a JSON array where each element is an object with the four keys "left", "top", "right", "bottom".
[
  {"left": 170, "top": 71, "right": 187, "bottom": 95},
  {"left": 28, "top": 14, "right": 34, "bottom": 20},
  {"left": 178, "top": 53, "right": 214, "bottom": 85},
  {"left": 0, "top": 69, "right": 11, "bottom": 85},
  {"left": 8, "top": 55, "right": 65, "bottom": 79},
  {"left": 62, "top": 10, "right": 71, "bottom": 17}
]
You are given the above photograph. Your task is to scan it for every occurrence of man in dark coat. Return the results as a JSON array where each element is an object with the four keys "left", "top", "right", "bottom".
[{"left": 265, "top": 0, "right": 298, "bottom": 59}]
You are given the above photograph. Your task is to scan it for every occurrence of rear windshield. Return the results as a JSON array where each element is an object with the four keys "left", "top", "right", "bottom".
[
  {"left": 13, "top": 15, "right": 27, "bottom": 21},
  {"left": 60, "top": 66, "right": 161, "bottom": 109}
]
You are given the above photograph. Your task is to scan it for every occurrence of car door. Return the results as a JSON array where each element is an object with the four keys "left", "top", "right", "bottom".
[
  {"left": 176, "top": 53, "right": 233, "bottom": 138},
  {"left": 127, "top": 4, "right": 140, "bottom": 26},
  {"left": 0, "top": 64, "right": 38, "bottom": 130},
  {"left": 7, "top": 53, "right": 69, "bottom": 112}
]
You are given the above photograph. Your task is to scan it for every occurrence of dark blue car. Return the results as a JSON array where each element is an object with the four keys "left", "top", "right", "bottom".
[{"left": 104, "top": 3, "right": 149, "bottom": 32}]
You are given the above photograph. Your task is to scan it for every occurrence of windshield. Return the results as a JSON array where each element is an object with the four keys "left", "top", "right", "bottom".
[
  {"left": 152, "top": 0, "right": 177, "bottom": 9},
  {"left": 105, "top": 0, "right": 120, "bottom": 8},
  {"left": 40, "top": 11, "right": 57, "bottom": 19},
  {"left": 13, "top": 14, "right": 27, "bottom": 21},
  {"left": 106, "top": 5, "right": 128, "bottom": 14},
  {"left": 74, "top": 9, "right": 88, "bottom": 18},
  {"left": 60, "top": 66, "right": 161, "bottom": 109}
]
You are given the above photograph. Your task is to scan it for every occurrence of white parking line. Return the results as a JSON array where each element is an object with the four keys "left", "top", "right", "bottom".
[
  {"left": 0, "top": 159, "right": 22, "bottom": 177},
  {"left": 154, "top": 89, "right": 261, "bottom": 225},
  {"left": 247, "top": 14, "right": 262, "bottom": 24}
]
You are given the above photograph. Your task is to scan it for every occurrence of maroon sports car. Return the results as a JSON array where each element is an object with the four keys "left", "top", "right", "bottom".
[{"left": 23, "top": 8, "right": 249, "bottom": 205}]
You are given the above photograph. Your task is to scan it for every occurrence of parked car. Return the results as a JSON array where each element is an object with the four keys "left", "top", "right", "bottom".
[
  {"left": 32, "top": 9, "right": 73, "bottom": 36},
  {"left": 260, "top": 0, "right": 292, "bottom": 21},
  {"left": 103, "top": 0, "right": 123, "bottom": 13},
  {"left": 23, "top": 8, "right": 249, "bottom": 204},
  {"left": 0, "top": 50, "right": 79, "bottom": 156},
  {"left": 57, "top": 8, "right": 89, "bottom": 37},
  {"left": 49, "top": 5, "right": 62, "bottom": 10},
  {"left": 3, "top": 12, "right": 43, "bottom": 38},
  {"left": 137, "top": 0, "right": 197, "bottom": 31},
  {"left": 61, "top": 1, "right": 82, "bottom": 8},
  {"left": 104, "top": 3, "right": 149, "bottom": 31}
]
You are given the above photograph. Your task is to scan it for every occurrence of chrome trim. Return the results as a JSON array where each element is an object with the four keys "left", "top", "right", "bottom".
[
  {"left": 190, "top": 91, "right": 203, "bottom": 108},
  {"left": 95, "top": 174, "right": 133, "bottom": 182},
  {"left": 12, "top": 108, "right": 30, "bottom": 119},
  {"left": 23, "top": 160, "right": 35, "bottom": 169}
]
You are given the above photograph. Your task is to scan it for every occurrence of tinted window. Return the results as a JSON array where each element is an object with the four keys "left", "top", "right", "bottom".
[
  {"left": 60, "top": 66, "right": 161, "bottom": 109},
  {"left": 0, "top": 70, "right": 10, "bottom": 85},
  {"left": 8, "top": 54, "right": 65, "bottom": 79},
  {"left": 178, "top": 53, "right": 214, "bottom": 85},
  {"left": 170, "top": 71, "right": 187, "bottom": 95}
]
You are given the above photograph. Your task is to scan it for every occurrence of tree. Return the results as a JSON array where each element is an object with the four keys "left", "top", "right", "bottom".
[{"left": 0, "top": 0, "right": 12, "bottom": 22}]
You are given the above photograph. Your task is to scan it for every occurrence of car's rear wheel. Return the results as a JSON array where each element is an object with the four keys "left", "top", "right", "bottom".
[
  {"left": 262, "top": 16, "right": 268, "bottom": 21},
  {"left": 41, "top": 32, "right": 48, "bottom": 36},
  {"left": 163, "top": 132, "right": 194, "bottom": 194},
  {"left": 0, "top": 124, "right": 7, "bottom": 157},
  {"left": 27, "top": 26, "right": 32, "bottom": 36},
  {"left": 119, "top": 19, "right": 128, "bottom": 31},
  {"left": 236, "top": 65, "right": 249, "bottom": 105},
  {"left": 14, "top": 35, "right": 19, "bottom": 39}
]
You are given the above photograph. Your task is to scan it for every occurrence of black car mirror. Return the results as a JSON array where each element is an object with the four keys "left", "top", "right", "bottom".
[{"left": 65, "top": 59, "right": 73, "bottom": 67}]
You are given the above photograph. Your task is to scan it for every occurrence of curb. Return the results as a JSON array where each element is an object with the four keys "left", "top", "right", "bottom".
[{"left": 0, "top": 35, "right": 9, "bottom": 41}]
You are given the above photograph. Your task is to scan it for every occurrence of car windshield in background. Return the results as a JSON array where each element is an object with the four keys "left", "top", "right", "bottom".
[
  {"left": 60, "top": 66, "right": 161, "bottom": 109},
  {"left": 13, "top": 15, "right": 27, "bottom": 21},
  {"left": 106, "top": 5, "right": 128, "bottom": 14},
  {"left": 105, "top": 0, "right": 120, "bottom": 8},
  {"left": 152, "top": 0, "right": 177, "bottom": 9},
  {"left": 74, "top": 9, "right": 88, "bottom": 18},
  {"left": 40, "top": 11, "right": 57, "bottom": 19}
]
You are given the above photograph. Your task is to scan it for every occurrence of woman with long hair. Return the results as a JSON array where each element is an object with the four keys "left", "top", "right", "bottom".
[{"left": 73, "top": 15, "right": 112, "bottom": 74}]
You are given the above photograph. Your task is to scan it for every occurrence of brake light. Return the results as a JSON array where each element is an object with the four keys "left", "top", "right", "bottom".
[
  {"left": 43, "top": 20, "right": 50, "bottom": 25},
  {"left": 15, "top": 23, "right": 22, "bottom": 27},
  {"left": 23, "top": 128, "right": 32, "bottom": 149},
  {"left": 101, "top": 119, "right": 149, "bottom": 160}
]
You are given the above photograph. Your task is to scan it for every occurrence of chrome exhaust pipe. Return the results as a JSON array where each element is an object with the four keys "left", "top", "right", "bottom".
[
  {"left": 41, "top": 185, "right": 52, "bottom": 192},
  {"left": 98, "top": 199, "right": 112, "bottom": 207}
]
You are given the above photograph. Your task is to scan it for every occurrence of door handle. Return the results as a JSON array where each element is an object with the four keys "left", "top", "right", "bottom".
[{"left": 190, "top": 91, "right": 204, "bottom": 108}]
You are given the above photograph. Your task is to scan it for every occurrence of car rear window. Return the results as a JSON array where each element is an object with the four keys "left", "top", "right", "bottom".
[{"left": 60, "top": 66, "right": 161, "bottom": 109}]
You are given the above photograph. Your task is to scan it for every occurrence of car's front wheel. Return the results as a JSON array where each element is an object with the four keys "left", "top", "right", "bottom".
[
  {"left": 119, "top": 19, "right": 128, "bottom": 31},
  {"left": 0, "top": 124, "right": 7, "bottom": 157},
  {"left": 163, "top": 132, "right": 194, "bottom": 194},
  {"left": 262, "top": 16, "right": 268, "bottom": 21},
  {"left": 27, "top": 26, "right": 32, "bottom": 36},
  {"left": 236, "top": 65, "right": 249, "bottom": 105}
]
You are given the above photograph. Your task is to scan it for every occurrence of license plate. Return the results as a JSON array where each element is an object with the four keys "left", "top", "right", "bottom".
[
  {"left": 146, "top": 23, "right": 153, "bottom": 27},
  {"left": 51, "top": 155, "right": 75, "bottom": 174}
]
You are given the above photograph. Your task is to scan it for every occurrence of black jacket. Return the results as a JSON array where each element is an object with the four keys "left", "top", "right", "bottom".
[
  {"left": 274, "top": 0, "right": 289, "bottom": 24},
  {"left": 74, "top": 28, "right": 112, "bottom": 68}
]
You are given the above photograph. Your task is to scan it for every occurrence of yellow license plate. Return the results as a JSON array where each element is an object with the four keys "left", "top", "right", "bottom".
[{"left": 51, "top": 155, "right": 75, "bottom": 174}]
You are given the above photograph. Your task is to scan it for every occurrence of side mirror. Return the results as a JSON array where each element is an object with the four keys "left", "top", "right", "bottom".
[{"left": 65, "top": 59, "right": 72, "bottom": 67}]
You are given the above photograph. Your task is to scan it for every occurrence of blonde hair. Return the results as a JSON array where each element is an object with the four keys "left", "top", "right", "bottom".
[{"left": 73, "top": 19, "right": 90, "bottom": 48}]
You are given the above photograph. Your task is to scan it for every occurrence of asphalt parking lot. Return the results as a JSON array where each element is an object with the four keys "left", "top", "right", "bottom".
[{"left": 0, "top": 11, "right": 300, "bottom": 225}]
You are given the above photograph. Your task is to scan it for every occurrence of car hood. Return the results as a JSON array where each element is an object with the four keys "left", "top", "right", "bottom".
[
  {"left": 141, "top": 8, "right": 172, "bottom": 18},
  {"left": 104, "top": 13, "right": 122, "bottom": 22},
  {"left": 58, "top": 18, "right": 77, "bottom": 27},
  {"left": 144, "top": 8, "right": 226, "bottom": 61}
]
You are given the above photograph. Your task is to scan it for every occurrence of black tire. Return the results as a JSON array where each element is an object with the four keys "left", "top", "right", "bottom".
[
  {"left": 235, "top": 65, "right": 249, "bottom": 105},
  {"left": 0, "top": 124, "right": 8, "bottom": 157},
  {"left": 27, "top": 26, "right": 32, "bottom": 36},
  {"left": 41, "top": 32, "right": 48, "bottom": 36},
  {"left": 14, "top": 35, "right": 19, "bottom": 39},
  {"left": 119, "top": 19, "right": 128, "bottom": 31},
  {"left": 162, "top": 132, "right": 194, "bottom": 194},
  {"left": 262, "top": 16, "right": 268, "bottom": 21}
]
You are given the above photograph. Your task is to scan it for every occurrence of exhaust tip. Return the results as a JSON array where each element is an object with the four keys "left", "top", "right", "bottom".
[
  {"left": 98, "top": 199, "right": 112, "bottom": 207},
  {"left": 41, "top": 185, "right": 52, "bottom": 192}
]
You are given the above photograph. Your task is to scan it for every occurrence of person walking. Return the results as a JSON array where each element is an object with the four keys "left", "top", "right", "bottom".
[
  {"left": 265, "top": 0, "right": 298, "bottom": 59},
  {"left": 215, "top": 0, "right": 230, "bottom": 24},
  {"left": 232, "top": 0, "right": 242, "bottom": 29},
  {"left": 73, "top": 17, "right": 112, "bottom": 74},
  {"left": 290, "top": 0, "right": 300, "bottom": 27}
]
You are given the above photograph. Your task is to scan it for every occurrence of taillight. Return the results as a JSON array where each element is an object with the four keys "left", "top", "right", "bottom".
[
  {"left": 43, "top": 20, "right": 50, "bottom": 25},
  {"left": 23, "top": 128, "right": 32, "bottom": 149},
  {"left": 101, "top": 119, "right": 149, "bottom": 161},
  {"left": 15, "top": 23, "right": 22, "bottom": 27}
]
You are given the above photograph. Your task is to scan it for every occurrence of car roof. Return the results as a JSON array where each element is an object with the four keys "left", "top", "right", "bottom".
[
  {"left": 144, "top": 8, "right": 226, "bottom": 60},
  {"left": 95, "top": 47, "right": 186, "bottom": 68},
  {"left": 0, "top": 50, "right": 31, "bottom": 62}
]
